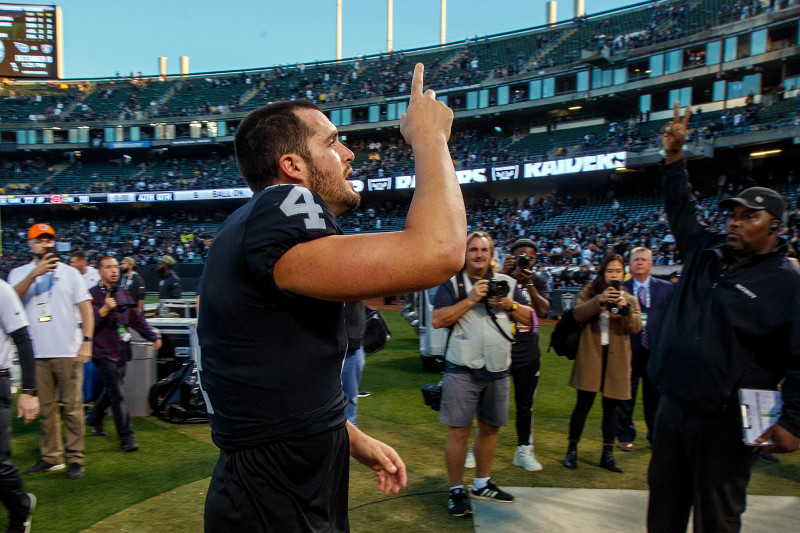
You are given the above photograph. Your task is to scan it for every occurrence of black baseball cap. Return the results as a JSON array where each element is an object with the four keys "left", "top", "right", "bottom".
[
  {"left": 509, "top": 238, "right": 537, "bottom": 254},
  {"left": 719, "top": 187, "right": 785, "bottom": 222}
]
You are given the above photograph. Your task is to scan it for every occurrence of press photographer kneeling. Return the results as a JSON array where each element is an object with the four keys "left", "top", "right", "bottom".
[{"left": 431, "top": 231, "right": 533, "bottom": 517}]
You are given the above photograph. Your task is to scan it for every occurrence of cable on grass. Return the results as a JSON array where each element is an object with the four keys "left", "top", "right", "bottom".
[{"left": 349, "top": 490, "right": 450, "bottom": 511}]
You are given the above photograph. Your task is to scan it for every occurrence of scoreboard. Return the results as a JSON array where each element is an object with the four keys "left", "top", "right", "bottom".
[{"left": 0, "top": 3, "right": 62, "bottom": 78}]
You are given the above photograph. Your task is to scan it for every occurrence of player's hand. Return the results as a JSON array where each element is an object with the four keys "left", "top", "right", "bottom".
[
  {"left": 468, "top": 279, "right": 489, "bottom": 304},
  {"left": 758, "top": 424, "right": 800, "bottom": 454},
  {"left": 17, "top": 394, "right": 40, "bottom": 425},
  {"left": 349, "top": 429, "right": 407, "bottom": 495},
  {"left": 662, "top": 101, "right": 691, "bottom": 161},
  {"left": 153, "top": 338, "right": 163, "bottom": 350},
  {"left": 399, "top": 63, "right": 453, "bottom": 146},
  {"left": 75, "top": 342, "right": 92, "bottom": 364},
  {"left": 33, "top": 253, "right": 58, "bottom": 277}
]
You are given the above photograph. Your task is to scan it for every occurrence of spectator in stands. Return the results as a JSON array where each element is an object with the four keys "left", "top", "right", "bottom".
[
  {"left": 563, "top": 254, "right": 641, "bottom": 473},
  {"left": 8, "top": 223, "right": 93, "bottom": 481},
  {"left": 69, "top": 251, "right": 100, "bottom": 289}
]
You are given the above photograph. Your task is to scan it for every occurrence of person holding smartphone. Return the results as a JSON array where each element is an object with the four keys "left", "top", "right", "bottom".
[
  {"left": 563, "top": 253, "right": 641, "bottom": 473},
  {"left": 8, "top": 223, "right": 93, "bottom": 481}
]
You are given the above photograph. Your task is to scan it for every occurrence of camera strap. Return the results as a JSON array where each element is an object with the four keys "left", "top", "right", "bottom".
[
  {"left": 444, "top": 270, "right": 515, "bottom": 356},
  {"left": 443, "top": 270, "right": 469, "bottom": 357}
]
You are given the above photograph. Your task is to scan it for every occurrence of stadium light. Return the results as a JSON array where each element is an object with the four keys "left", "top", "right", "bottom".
[
  {"left": 569, "top": 106, "right": 582, "bottom": 111},
  {"left": 749, "top": 149, "right": 782, "bottom": 158}
]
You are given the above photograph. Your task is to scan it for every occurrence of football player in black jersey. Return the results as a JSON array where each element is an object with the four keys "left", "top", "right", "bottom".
[{"left": 198, "top": 63, "right": 467, "bottom": 532}]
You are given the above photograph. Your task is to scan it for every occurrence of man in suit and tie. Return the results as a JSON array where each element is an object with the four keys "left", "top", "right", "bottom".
[{"left": 617, "top": 247, "right": 673, "bottom": 451}]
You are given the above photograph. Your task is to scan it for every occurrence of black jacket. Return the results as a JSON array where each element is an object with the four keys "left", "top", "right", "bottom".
[{"left": 649, "top": 159, "right": 800, "bottom": 438}]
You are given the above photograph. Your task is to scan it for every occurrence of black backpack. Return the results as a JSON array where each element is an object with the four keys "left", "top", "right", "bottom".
[
  {"left": 363, "top": 306, "right": 392, "bottom": 356},
  {"left": 548, "top": 308, "right": 583, "bottom": 360}
]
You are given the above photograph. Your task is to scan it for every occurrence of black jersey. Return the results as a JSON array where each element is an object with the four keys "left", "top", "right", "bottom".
[{"left": 197, "top": 184, "right": 348, "bottom": 452}]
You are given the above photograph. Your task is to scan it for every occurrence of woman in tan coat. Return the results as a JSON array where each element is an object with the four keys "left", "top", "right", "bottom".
[{"left": 563, "top": 254, "right": 641, "bottom": 473}]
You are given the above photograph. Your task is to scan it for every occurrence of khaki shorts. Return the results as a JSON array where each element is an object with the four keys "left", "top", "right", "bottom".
[{"left": 438, "top": 372, "right": 509, "bottom": 428}]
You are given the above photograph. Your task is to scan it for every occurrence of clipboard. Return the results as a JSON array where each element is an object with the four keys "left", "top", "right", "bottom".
[{"left": 739, "top": 389, "right": 782, "bottom": 446}]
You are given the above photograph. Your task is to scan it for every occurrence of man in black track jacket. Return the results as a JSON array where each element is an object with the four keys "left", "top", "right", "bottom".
[{"left": 647, "top": 104, "right": 800, "bottom": 533}]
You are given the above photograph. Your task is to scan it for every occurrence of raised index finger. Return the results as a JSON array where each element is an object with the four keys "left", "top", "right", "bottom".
[
  {"left": 673, "top": 101, "right": 681, "bottom": 123},
  {"left": 411, "top": 63, "right": 425, "bottom": 96}
]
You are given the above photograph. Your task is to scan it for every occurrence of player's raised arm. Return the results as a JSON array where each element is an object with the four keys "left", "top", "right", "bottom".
[{"left": 274, "top": 63, "right": 466, "bottom": 300}]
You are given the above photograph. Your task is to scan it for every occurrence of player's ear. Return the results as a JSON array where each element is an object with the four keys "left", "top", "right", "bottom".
[{"left": 278, "top": 153, "right": 307, "bottom": 185}]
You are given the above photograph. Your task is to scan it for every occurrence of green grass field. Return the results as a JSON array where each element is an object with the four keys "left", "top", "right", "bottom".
[{"left": 6, "top": 310, "right": 799, "bottom": 532}]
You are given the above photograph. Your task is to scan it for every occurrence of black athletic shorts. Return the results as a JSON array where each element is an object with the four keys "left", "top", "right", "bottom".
[{"left": 204, "top": 425, "right": 350, "bottom": 533}]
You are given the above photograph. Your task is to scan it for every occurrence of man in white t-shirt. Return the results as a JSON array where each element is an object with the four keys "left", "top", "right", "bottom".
[
  {"left": 8, "top": 223, "right": 94, "bottom": 481},
  {"left": 69, "top": 251, "right": 100, "bottom": 289},
  {"left": 0, "top": 279, "right": 39, "bottom": 531}
]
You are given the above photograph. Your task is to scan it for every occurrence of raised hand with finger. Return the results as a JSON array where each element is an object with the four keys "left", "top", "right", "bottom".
[
  {"left": 663, "top": 101, "right": 691, "bottom": 164},
  {"left": 399, "top": 63, "right": 453, "bottom": 147}
]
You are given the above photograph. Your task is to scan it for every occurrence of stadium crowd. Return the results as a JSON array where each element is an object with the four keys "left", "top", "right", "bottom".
[
  {"left": 3, "top": 164, "right": 799, "bottom": 289},
  {"left": 3, "top": 1, "right": 797, "bottom": 124}
]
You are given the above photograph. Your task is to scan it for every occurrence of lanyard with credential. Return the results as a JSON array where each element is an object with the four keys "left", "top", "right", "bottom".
[{"left": 33, "top": 268, "right": 56, "bottom": 322}]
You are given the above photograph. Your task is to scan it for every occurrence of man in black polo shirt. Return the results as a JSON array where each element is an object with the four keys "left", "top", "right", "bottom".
[
  {"left": 198, "top": 64, "right": 466, "bottom": 532},
  {"left": 119, "top": 257, "right": 146, "bottom": 313}
]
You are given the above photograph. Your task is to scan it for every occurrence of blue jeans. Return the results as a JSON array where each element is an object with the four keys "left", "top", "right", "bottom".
[{"left": 341, "top": 347, "right": 365, "bottom": 425}]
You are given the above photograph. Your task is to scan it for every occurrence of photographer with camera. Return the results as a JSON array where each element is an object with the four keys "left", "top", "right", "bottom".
[
  {"left": 563, "top": 253, "right": 641, "bottom": 474},
  {"left": 432, "top": 231, "right": 533, "bottom": 517},
  {"left": 86, "top": 256, "right": 161, "bottom": 453},
  {"left": 501, "top": 239, "right": 550, "bottom": 472}
]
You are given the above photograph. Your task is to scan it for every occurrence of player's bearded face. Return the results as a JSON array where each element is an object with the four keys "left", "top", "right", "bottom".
[{"left": 307, "top": 158, "right": 361, "bottom": 213}]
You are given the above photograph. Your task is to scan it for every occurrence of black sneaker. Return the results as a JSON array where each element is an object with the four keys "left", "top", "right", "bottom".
[
  {"left": 90, "top": 425, "right": 107, "bottom": 437},
  {"left": 357, "top": 391, "right": 371, "bottom": 398},
  {"left": 67, "top": 463, "right": 84, "bottom": 480},
  {"left": 23, "top": 460, "right": 65, "bottom": 475},
  {"left": 121, "top": 436, "right": 139, "bottom": 452},
  {"left": 448, "top": 487, "right": 473, "bottom": 517},
  {"left": 471, "top": 479, "right": 515, "bottom": 503},
  {"left": 6, "top": 492, "right": 35, "bottom": 533}
]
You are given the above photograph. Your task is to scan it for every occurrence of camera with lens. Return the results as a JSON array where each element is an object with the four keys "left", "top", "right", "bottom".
[
  {"left": 515, "top": 253, "right": 532, "bottom": 271},
  {"left": 421, "top": 381, "right": 443, "bottom": 411},
  {"left": 486, "top": 279, "right": 510, "bottom": 298},
  {"left": 606, "top": 280, "right": 630, "bottom": 316}
]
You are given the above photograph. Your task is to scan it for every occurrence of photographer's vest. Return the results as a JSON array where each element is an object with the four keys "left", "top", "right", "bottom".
[{"left": 444, "top": 272, "right": 517, "bottom": 373}]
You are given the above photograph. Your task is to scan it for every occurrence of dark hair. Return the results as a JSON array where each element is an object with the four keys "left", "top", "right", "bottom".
[
  {"left": 70, "top": 250, "right": 86, "bottom": 260},
  {"left": 587, "top": 253, "right": 626, "bottom": 297},
  {"left": 234, "top": 100, "right": 320, "bottom": 193},
  {"left": 98, "top": 255, "right": 117, "bottom": 267}
]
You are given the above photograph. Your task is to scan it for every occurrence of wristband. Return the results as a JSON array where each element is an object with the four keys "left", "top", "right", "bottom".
[
  {"left": 509, "top": 302, "right": 519, "bottom": 312},
  {"left": 83, "top": 336, "right": 93, "bottom": 342},
  {"left": 20, "top": 388, "right": 37, "bottom": 397}
]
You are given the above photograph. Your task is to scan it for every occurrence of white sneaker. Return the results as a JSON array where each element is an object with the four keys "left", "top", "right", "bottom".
[
  {"left": 464, "top": 443, "right": 476, "bottom": 469},
  {"left": 513, "top": 444, "right": 543, "bottom": 472}
]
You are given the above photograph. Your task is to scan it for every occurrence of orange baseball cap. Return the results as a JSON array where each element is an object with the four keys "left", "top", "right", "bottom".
[{"left": 28, "top": 223, "right": 55, "bottom": 240}]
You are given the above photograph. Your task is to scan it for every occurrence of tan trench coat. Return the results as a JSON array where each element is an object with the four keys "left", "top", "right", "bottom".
[{"left": 568, "top": 285, "right": 642, "bottom": 400}]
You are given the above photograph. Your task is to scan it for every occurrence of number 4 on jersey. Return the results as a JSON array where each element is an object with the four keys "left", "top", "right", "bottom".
[{"left": 279, "top": 187, "right": 327, "bottom": 230}]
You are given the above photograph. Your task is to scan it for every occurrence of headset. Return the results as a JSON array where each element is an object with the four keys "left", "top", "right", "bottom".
[{"left": 770, "top": 220, "right": 780, "bottom": 233}]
